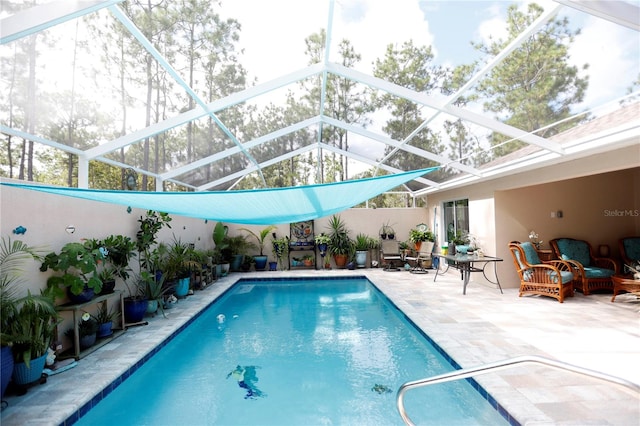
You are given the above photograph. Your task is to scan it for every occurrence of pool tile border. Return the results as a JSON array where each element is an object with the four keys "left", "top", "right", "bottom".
[{"left": 63, "top": 275, "right": 518, "bottom": 425}]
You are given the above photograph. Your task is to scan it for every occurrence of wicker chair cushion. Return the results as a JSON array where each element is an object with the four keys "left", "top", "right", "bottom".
[
  {"left": 520, "top": 242, "right": 541, "bottom": 264},
  {"left": 622, "top": 237, "right": 640, "bottom": 262},
  {"left": 557, "top": 239, "right": 591, "bottom": 266},
  {"left": 557, "top": 270, "right": 574, "bottom": 284},
  {"left": 583, "top": 266, "right": 615, "bottom": 279}
]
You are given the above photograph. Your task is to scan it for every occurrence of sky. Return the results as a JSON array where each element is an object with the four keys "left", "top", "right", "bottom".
[
  {"left": 216, "top": 0, "right": 639, "bottom": 173},
  {"left": 3, "top": 0, "right": 638, "bottom": 179},
  {"left": 220, "top": 0, "right": 639, "bottom": 110}
]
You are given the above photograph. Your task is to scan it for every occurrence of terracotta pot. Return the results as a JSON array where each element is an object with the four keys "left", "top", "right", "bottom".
[{"left": 334, "top": 254, "right": 348, "bottom": 268}]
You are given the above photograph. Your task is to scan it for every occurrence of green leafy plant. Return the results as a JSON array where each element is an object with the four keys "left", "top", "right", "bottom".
[
  {"left": 409, "top": 228, "right": 435, "bottom": 243},
  {"left": 164, "top": 237, "right": 199, "bottom": 282},
  {"left": 450, "top": 230, "right": 470, "bottom": 245},
  {"left": 1, "top": 237, "right": 47, "bottom": 348},
  {"left": 326, "top": 215, "right": 353, "bottom": 256},
  {"left": 92, "top": 304, "right": 117, "bottom": 325},
  {"left": 65, "top": 312, "right": 98, "bottom": 339},
  {"left": 239, "top": 225, "right": 277, "bottom": 256},
  {"left": 226, "top": 234, "right": 255, "bottom": 258},
  {"left": 314, "top": 233, "right": 331, "bottom": 245},
  {"left": 272, "top": 235, "right": 290, "bottom": 270},
  {"left": 8, "top": 289, "right": 59, "bottom": 366},
  {"left": 40, "top": 241, "right": 105, "bottom": 298},
  {"left": 354, "top": 233, "right": 370, "bottom": 251},
  {"left": 136, "top": 210, "right": 172, "bottom": 273},
  {"left": 212, "top": 222, "right": 229, "bottom": 263},
  {"left": 88, "top": 235, "right": 137, "bottom": 282}
]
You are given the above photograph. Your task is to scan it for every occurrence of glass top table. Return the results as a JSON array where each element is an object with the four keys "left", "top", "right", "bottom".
[{"left": 432, "top": 253, "right": 503, "bottom": 295}]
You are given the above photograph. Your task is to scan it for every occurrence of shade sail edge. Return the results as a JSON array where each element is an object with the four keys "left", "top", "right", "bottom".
[{"left": 1, "top": 167, "right": 438, "bottom": 224}]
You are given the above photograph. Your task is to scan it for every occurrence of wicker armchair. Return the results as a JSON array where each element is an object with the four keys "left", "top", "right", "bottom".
[
  {"left": 550, "top": 238, "right": 618, "bottom": 295},
  {"left": 509, "top": 242, "right": 576, "bottom": 303},
  {"left": 619, "top": 236, "right": 640, "bottom": 269}
]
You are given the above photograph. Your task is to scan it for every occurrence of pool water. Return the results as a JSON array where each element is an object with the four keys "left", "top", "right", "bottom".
[{"left": 77, "top": 277, "right": 509, "bottom": 425}]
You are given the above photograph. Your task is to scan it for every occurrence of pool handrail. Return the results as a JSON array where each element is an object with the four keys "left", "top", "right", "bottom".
[{"left": 396, "top": 354, "right": 640, "bottom": 426}]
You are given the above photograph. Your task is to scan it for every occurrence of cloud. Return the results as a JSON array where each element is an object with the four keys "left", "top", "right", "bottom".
[
  {"left": 223, "top": 0, "right": 434, "bottom": 82},
  {"left": 567, "top": 15, "right": 639, "bottom": 109},
  {"left": 332, "top": 0, "right": 435, "bottom": 72}
]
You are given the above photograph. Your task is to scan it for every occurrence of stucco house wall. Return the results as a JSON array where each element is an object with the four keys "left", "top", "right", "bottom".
[{"left": 425, "top": 144, "right": 639, "bottom": 289}]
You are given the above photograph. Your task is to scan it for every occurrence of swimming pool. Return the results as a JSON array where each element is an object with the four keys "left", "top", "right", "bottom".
[{"left": 75, "top": 277, "right": 510, "bottom": 425}]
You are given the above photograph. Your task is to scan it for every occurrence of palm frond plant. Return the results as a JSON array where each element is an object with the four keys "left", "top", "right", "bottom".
[
  {"left": 239, "top": 225, "right": 277, "bottom": 256},
  {"left": 212, "top": 222, "right": 229, "bottom": 263},
  {"left": 326, "top": 215, "right": 353, "bottom": 268},
  {"left": 8, "top": 289, "right": 59, "bottom": 367},
  {"left": 239, "top": 225, "right": 277, "bottom": 270},
  {"left": 0, "top": 238, "right": 45, "bottom": 347},
  {"left": 1, "top": 238, "right": 58, "bottom": 386}
]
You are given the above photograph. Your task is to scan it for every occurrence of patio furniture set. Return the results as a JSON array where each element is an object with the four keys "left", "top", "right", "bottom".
[{"left": 509, "top": 236, "right": 640, "bottom": 303}]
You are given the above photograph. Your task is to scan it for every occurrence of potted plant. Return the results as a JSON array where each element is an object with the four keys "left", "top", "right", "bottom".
[
  {"left": 136, "top": 210, "right": 172, "bottom": 274},
  {"left": 315, "top": 233, "right": 330, "bottom": 255},
  {"left": 122, "top": 277, "right": 147, "bottom": 325},
  {"left": 212, "top": 222, "right": 230, "bottom": 276},
  {"left": 87, "top": 235, "right": 137, "bottom": 294},
  {"left": 0, "top": 237, "right": 49, "bottom": 394},
  {"left": 139, "top": 270, "right": 172, "bottom": 316},
  {"left": 379, "top": 221, "right": 396, "bottom": 240},
  {"left": 240, "top": 254, "right": 254, "bottom": 272},
  {"left": 326, "top": 215, "right": 353, "bottom": 269},
  {"left": 367, "top": 236, "right": 381, "bottom": 267},
  {"left": 449, "top": 230, "right": 470, "bottom": 255},
  {"left": 8, "top": 287, "right": 59, "bottom": 386},
  {"left": 164, "top": 238, "right": 198, "bottom": 298},
  {"left": 92, "top": 303, "right": 117, "bottom": 338},
  {"left": 225, "top": 234, "right": 255, "bottom": 272},
  {"left": 97, "top": 267, "right": 117, "bottom": 295},
  {"left": 40, "top": 241, "right": 105, "bottom": 304},
  {"left": 239, "top": 225, "right": 277, "bottom": 271},
  {"left": 66, "top": 312, "right": 98, "bottom": 350},
  {"left": 409, "top": 225, "right": 436, "bottom": 253},
  {"left": 272, "top": 235, "right": 290, "bottom": 270},
  {"left": 125, "top": 211, "right": 171, "bottom": 324},
  {"left": 302, "top": 254, "right": 314, "bottom": 267},
  {"left": 354, "top": 233, "right": 370, "bottom": 268}
]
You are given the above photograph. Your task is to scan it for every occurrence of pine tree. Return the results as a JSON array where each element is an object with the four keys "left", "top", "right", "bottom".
[{"left": 473, "top": 3, "right": 588, "bottom": 156}]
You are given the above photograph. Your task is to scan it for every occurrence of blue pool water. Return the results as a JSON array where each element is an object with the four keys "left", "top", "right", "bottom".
[{"left": 76, "top": 277, "right": 509, "bottom": 425}]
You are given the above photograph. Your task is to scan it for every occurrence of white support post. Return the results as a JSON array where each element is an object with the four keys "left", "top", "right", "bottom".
[{"left": 78, "top": 156, "right": 89, "bottom": 188}]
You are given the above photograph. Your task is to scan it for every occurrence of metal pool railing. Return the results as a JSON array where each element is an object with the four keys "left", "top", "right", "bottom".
[{"left": 396, "top": 355, "right": 640, "bottom": 426}]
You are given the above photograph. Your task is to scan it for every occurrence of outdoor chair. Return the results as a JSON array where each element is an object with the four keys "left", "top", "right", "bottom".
[
  {"left": 550, "top": 238, "right": 617, "bottom": 295},
  {"left": 619, "top": 236, "right": 640, "bottom": 270},
  {"left": 380, "top": 240, "right": 402, "bottom": 271},
  {"left": 509, "top": 242, "right": 576, "bottom": 303},
  {"left": 405, "top": 250, "right": 431, "bottom": 274}
]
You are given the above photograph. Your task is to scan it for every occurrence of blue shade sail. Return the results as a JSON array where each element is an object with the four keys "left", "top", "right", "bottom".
[{"left": 1, "top": 167, "right": 437, "bottom": 224}]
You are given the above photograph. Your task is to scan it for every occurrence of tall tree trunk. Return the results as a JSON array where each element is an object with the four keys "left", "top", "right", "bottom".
[{"left": 25, "top": 33, "right": 37, "bottom": 181}]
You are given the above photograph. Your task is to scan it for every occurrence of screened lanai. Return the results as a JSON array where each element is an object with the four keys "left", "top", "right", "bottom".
[{"left": 1, "top": 0, "right": 639, "bottom": 201}]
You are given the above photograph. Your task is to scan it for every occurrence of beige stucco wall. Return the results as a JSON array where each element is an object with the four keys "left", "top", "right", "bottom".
[
  {"left": 0, "top": 179, "right": 428, "bottom": 299},
  {"left": 2, "top": 143, "right": 637, "bottom": 298}
]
